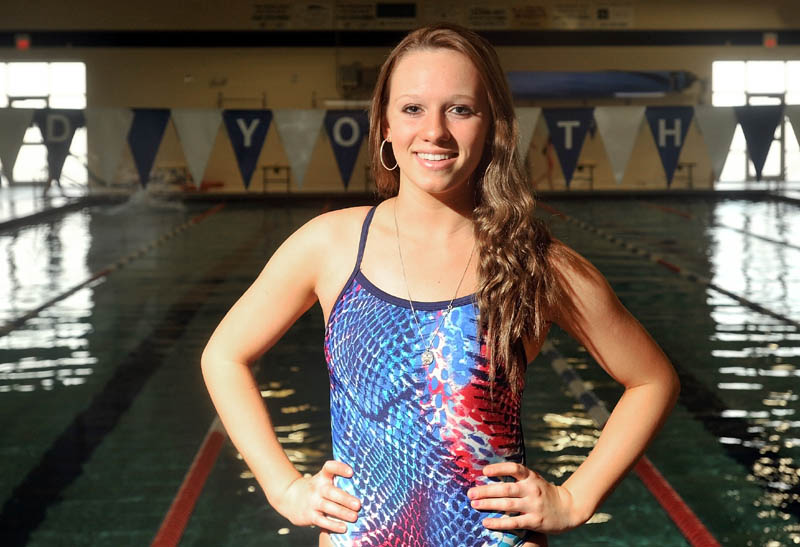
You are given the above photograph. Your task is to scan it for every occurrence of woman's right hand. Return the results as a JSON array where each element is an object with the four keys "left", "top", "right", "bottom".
[{"left": 274, "top": 460, "right": 361, "bottom": 534}]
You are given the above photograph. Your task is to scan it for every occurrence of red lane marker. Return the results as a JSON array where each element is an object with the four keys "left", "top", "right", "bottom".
[
  {"left": 642, "top": 202, "right": 694, "bottom": 219},
  {"left": 190, "top": 203, "right": 226, "bottom": 223},
  {"left": 152, "top": 419, "right": 227, "bottom": 547},
  {"left": 656, "top": 258, "right": 682, "bottom": 273},
  {"left": 635, "top": 456, "right": 720, "bottom": 547},
  {"left": 537, "top": 202, "right": 566, "bottom": 219}
]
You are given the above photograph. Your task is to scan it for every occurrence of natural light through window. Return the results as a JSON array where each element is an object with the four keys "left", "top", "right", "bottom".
[
  {"left": 713, "top": 60, "right": 800, "bottom": 182},
  {"left": 1, "top": 62, "right": 86, "bottom": 186}
]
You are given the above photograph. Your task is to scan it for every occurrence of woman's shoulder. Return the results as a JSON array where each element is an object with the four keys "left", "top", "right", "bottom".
[
  {"left": 297, "top": 205, "right": 374, "bottom": 247},
  {"left": 544, "top": 237, "right": 621, "bottom": 323}
]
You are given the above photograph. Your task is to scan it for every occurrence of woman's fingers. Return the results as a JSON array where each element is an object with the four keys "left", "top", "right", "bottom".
[
  {"left": 468, "top": 481, "right": 525, "bottom": 500},
  {"left": 323, "top": 483, "right": 362, "bottom": 512},
  {"left": 482, "top": 462, "right": 532, "bottom": 481},
  {"left": 470, "top": 496, "right": 520, "bottom": 512},
  {"left": 318, "top": 496, "right": 359, "bottom": 522},
  {"left": 321, "top": 459, "right": 354, "bottom": 479},
  {"left": 312, "top": 461, "right": 361, "bottom": 533},
  {"left": 311, "top": 512, "right": 349, "bottom": 534}
]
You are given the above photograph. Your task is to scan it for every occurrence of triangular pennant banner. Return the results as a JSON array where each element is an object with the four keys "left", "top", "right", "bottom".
[
  {"left": 515, "top": 107, "right": 541, "bottom": 160},
  {"left": 128, "top": 109, "right": 170, "bottom": 188},
  {"left": 693, "top": 106, "right": 738, "bottom": 182},
  {"left": 594, "top": 106, "right": 644, "bottom": 185},
  {"left": 645, "top": 106, "right": 693, "bottom": 186},
  {"left": 734, "top": 105, "right": 784, "bottom": 181},
  {"left": 323, "top": 110, "right": 369, "bottom": 189},
  {"left": 222, "top": 110, "right": 272, "bottom": 189},
  {"left": 84, "top": 107, "right": 134, "bottom": 186},
  {"left": 172, "top": 108, "right": 222, "bottom": 189},
  {"left": 0, "top": 108, "right": 34, "bottom": 183},
  {"left": 273, "top": 109, "right": 325, "bottom": 189},
  {"left": 542, "top": 108, "right": 594, "bottom": 187},
  {"left": 32, "top": 109, "right": 85, "bottom": 182},
  {"left": 787, "top": 105, "right": 800, "bottom": 152}
]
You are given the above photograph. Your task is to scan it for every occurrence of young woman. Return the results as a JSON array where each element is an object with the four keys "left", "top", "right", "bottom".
[{"left": 202, "top": 24, "right": 680, "bottom": 547}]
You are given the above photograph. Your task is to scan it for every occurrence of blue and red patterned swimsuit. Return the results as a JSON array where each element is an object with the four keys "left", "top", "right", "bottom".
[{"left": 324, "top": 206, "right": 534, "bottom": 546}]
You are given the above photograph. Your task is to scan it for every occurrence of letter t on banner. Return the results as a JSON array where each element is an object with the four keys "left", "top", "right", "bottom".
[{"left": 542, "top": 108, "right": 594, "bottom": 188}]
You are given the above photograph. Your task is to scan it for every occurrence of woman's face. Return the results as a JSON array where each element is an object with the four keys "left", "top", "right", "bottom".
[{"left": 384, "top": 48, "right": 491, "bottom": 197}]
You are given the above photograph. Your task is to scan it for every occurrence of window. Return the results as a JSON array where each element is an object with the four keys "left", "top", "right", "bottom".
[
  {"left": 0, "top": 62, "right": 86, "bottom": 186},
  {"left": 713, "top": 60, "right": 800, "bottom": 183}
]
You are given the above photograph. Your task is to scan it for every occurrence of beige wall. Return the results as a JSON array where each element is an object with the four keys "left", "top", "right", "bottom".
[{"left": 2, "top": 1, "right": 798, "bottom": 192}]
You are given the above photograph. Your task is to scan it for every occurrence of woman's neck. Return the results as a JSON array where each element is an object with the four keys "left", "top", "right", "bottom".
[{"left": 392, "top": 183, "right": 476, "bottom": 243}]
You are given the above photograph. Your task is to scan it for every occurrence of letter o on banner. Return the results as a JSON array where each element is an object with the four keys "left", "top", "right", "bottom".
[{"left": 332, "top": 116, "right": 360, "bottom": 147}]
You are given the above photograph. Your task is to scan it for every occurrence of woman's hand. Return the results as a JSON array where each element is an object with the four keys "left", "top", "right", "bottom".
[
  {"left": 272, "top": 460, "right": 361, "bottom": 534},
  {"left": 467, "top": 462, "right": 589, "bottom": 535}
]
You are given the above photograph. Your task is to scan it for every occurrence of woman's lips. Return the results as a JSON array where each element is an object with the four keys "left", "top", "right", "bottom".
[{"left": 414, "top": 151, "right": 458, "bottom": 170}]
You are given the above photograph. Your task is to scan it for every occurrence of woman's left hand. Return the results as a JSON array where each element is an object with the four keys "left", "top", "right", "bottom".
[{"left": 467, "top": 462, "right": 589, "bottom": 535}]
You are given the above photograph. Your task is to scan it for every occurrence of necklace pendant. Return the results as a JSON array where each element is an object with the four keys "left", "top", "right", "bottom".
[{"left": 421, "top": 350, "right": 434, "bottom": 366}]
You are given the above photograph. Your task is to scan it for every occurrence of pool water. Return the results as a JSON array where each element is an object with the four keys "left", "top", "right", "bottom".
[{"left": 0, "top": 195, "right": 798, "bottom": 546}]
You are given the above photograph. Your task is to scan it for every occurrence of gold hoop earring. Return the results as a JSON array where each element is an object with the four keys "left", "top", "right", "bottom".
[{"left": 380, "top": 139, "right": 398, "bottom": 171}]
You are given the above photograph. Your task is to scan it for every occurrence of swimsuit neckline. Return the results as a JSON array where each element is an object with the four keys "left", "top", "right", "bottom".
[{"left": 354, "top": 270, "right": 476, "bottom": 311}]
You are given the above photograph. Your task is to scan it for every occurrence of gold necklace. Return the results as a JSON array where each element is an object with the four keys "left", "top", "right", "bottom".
[{"left": 393, "top": 201, "right": 476, "bottom": 366}]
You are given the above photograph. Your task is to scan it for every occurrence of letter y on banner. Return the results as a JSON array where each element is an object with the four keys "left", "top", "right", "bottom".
[{"left": 223, "top": 110, "right": 272, "bottom": 190}]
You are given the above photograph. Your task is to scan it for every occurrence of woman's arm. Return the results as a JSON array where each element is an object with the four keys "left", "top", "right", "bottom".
[
  {"left": 200, "top": 211, "right": 361, "bottom": 532},
  {"left": 469, "top": 241, "right": 680, "bottom": 534},
  {"left": 548, "top": 242, "right": 681, "bottom": 522}
]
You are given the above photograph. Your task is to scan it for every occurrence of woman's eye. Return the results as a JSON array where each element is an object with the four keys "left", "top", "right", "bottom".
[
  {"left": 403, "top": 105, "right": 422, "bottom": 114},
  {"left": 451, "top": 105, "right": 473, "bottom": 116}
]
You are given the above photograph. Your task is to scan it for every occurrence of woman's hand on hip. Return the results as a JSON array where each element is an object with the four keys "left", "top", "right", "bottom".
[
  {"left": 273, "top": 460, "right": 361, "bottom": 534},
  {"left": 467, "top": 462, "right": 589, "bottom": 534}
]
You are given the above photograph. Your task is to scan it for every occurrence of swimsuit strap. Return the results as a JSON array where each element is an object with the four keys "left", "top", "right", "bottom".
[{"left": 354, "top": 205, "right": 378, "bottom": 270}]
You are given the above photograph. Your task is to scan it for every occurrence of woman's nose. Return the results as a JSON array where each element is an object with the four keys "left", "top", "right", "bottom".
[{"left": 422, "top": 112, "right": 450, "bottom": 142}]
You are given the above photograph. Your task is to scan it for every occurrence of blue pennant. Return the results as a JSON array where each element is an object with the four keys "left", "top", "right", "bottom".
[
  {"left": 542, "top": 108, "right": 594, "bottom": 187},
  {"left": 32, "top": 109, "right": 85, "bottom": 182},
  {"left": 645, "top": 106, "right": 694, "bottom": 186},
  {"left": 128, "top": 109, "right": 170, "bottom": 188},
  {"left": 323, "top": 110, "right": 369, "bottom": 189},
  {"left": 734, "top": 105, "right": 784, "bottom": 181},
  {"left": 222, "top": 110, "right": 272, "bottom": 189}
]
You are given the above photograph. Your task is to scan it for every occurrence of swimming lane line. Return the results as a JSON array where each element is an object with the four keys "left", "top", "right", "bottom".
[
  {"left": 639, "top": 200, "right": 800, "bottom": 252},
  {"left": 541, "top": 341, "right": 721, "bottom": 547},
  {"left": 538, "top": 202, "right": 800, "bottom": 330},
  {"left": 0, "top": 203, "right": 227, "bottom": 338}
]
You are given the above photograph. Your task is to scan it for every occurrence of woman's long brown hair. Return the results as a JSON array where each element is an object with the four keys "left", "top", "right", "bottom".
[{"left": 368, "top": 23, "right": 559, "bottom": 395}]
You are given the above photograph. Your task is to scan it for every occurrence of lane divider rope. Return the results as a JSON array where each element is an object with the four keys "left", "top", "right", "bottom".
[
  {"left": 640, "top": 200, "right": 800, "bottom": 252},
  {"left": 0, "top": 203, "right": 226, "bottom": 338},
  {"left": 541, "top": 341, "right": 721, "bottom": 547},
  {"left": 537, "top": 202, "right": 800, "bottom": 331}
]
